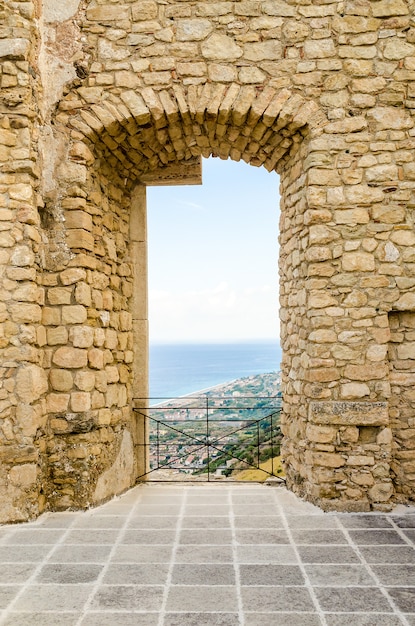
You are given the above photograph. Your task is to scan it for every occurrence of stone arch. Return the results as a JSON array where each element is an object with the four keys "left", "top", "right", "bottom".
[{"left": 40, "top": 82, "right": 325, "bottom": 512}]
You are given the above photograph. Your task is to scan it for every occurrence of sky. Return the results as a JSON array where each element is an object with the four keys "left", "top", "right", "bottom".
[{"left": 147, "top": 157, "right": 280, "bottom": 343}]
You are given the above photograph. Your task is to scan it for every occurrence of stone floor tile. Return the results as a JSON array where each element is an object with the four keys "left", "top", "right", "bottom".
[
  {"left": 403, "top": 530, "right": 415, "bottom": 544},
  {"left": 121, "top": 529, "right": 176, "bottom": 544},
  {"left": 186, "top": 495, "right": 229, "bottom": 505},
  {"left": 90, "top": 584, "right": 164, "bottom": 611},
  {"left": 324, "top": 615, "right": 403, "bottom": 626},
  {"left": 405, "top": 615, "right": 415, "bottom": 625},
  {"left": 36, "top": 514, "right": 78, "bottom": 529},
  {"left": 290, "top": 530, "right": 348, "bottom": 545},
  {"left": 0, "top": 545, "right": 50, "bottom": 562},
  {"left": 371, "top": 564, "right": 415, "bottom": 585},
  {"left": 6, "top": 529, "right": 65, "bottom": 544},
  {"left": 0, "top": 585, "right": 22, "bottom": 609},
  {"left": 347, "top": 530, "right": 406, "bottom": 545},
  {"left": 63, "top": 530, "right": 120, "bottom": 545},
  {"left": 358, "top": 545, "right": 415, "bottom": 563},
  {"left": 305, "top": 564, "right": 376, "bottom": 586},
  {"left": 36, "top": 563, "right": 104, "bottom": 584},
  {"left": 0, "top": 563, "right": 37, "bottom": 583},
  {"left": 232, "top": 505, "right": 279, "bottom": 516},
  {"left": 239, "top": 563, "right": 305, "bottom": 586},
  {"left": 103, "top": 563, "right": 170, "bottom": 584},
  {"left": 127, "top": 516, "right": 179, "bottom": 529},
  {"left": 2, "top": 613, "right": 81, "bottom": 626},
  {"left": 72, "top": 515, "right": 125, "bottom": 529},
  {"left": 392, "top": 516, "right": 415, "bottom": 529},
  {"left": 91, "top": 505, "right": 132, "bottom": 516},
  {"left": 241, "top": 586, "right": 315, "bottom": 612},
  {"left": 171, "top": 563, "right": 235, "bottom": 585},
  {"left": 184, "top": 505, "right": 230, "bottom": 516},
  {"left": 297, "top": 546, "right": 360, "bottom": 564},
  {"left": 285, "top": 515, "right": 339, "bottom": 530},
  {"left": 12, "top": 584, "right": 93, "bottom": 612},
  {"left": 386, "top": 587, "right": 415, "bottom": 613},
  {"left": 236, "top": 544, "right": 297, "bottom": 563},
  {"left": 182, "top": 516, "right": 231, "bottom": 529},
  {"left": 314, "top": 587, "right": 393, "bottom": 613},
  {"left": 175, "top": 545, "right": 233, "bottom": 563},
  {"left": 233, "top": 515, "right": 284, "bottom": 529},
  {"left": 80, "top": 614, "right": 159, "bottom": 626},
  {"left": 111, "top": 544, "right": 173, "bottom": 563},
  {"left": 179, "top": 529, "right": 232, "bottom": 544},
  {"left": 126, "top": 505, "right": 182, "bottom": 516},
  {"left": 49, "top": 545, "right": 113, "bottom": 563},
  {"left": 338, "top": 515, "right": 394, "bottom": 529},
  {"left": 164, "top": 614, "right": 239, "bottom": 626},
  {"left": 235, "top": 529, "right": 289, "bottom": 544},
  {"left": 166, "top": 585, "right": 238, "bottom": 612},
  {"left": 244, "top": 613, "right": 322, "bottom": 626}
]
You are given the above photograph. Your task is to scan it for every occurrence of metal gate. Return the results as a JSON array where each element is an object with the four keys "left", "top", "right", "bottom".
[{"left": 133, "top": 396, "right": 283, "bottom": 482}]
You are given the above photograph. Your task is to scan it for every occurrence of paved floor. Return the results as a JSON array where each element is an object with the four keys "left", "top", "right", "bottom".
[{"left": 0, "top": 483, "right": 414, "bottom": 625}]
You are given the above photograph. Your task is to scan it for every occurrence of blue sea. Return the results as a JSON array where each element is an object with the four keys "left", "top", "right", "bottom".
[{"left": 149, "top": 341, "right": 282, "bottom": 398}]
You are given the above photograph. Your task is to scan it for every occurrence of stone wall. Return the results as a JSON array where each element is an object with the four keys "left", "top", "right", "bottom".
[{"left": 1, "top": 0, "right": 415, "bottom": 521}]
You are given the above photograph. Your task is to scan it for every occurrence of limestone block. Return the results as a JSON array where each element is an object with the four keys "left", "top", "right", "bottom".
[
  {"left": 308, "top": 293, "right": 338, "bottom": 309},
  {"left": 244, "top": 41, "right": 282, "bottom": 61},
  {"left": 10, "top": 304, "right": 41, "bottom": 324},
  {"left": 70, "top": 326, "right": 94, "bottom": 348},
  {"left": 47, "top": 393, "right": 70, "bottom": 412},
  {"left": 342, "top": 252, "right": 375, "bottom": 272},
  {"left": 71, "top": 392, "right": 91, "bottom": 412},
  {"left": 16, "top": 365, "right": 48, "bottom": 404},
  {"left": 11, "top": 245, "right": 34, "bottom": 267},
  {"left": 47, "top": 327, "right": 69, "bottom": 346},
  {"left": 390, "top": 230, "right": 415, "bottom": 246},
  {"left": 371, "top": 206, "right": 405, "bottom": 223},
  {"left": 131, "top": 1, "right": 158, "bottom": 21},
  {"left": 48, "top": 287, "right": 72, "bottom": 306},
  {"left": 50, "top": 369, "right": 73, "bottom": 392},
  {"left": 9, "top": 464, "right": 37, "bottom": 488},
  {"left": 396, "top": 342, "right": 415, "bottom": 359},
  {"left": 201, "top": 34, "right": 243, "bottom": 60},
  {"left": 309, "top": 401, "right": 389, "bottom": 426},
  {"left": 368, "top": 482, "right": 394, "bottom": 502},
  {"left": 394, "top": 293, "right": 415, "bottom": 310},
  {"left": 176, "top": 19, "right": 212, "bottom": 41},
  {"left": 345, "top": 363, "right": 388, "bottom": 381},
  {"left": 0, "top": 39, "right": 30, "bottom": 59},
  {"left": 74, "top": 371, "right": 95, "bottom": 392},
  {"left": 52, "top": 347, "right": 88, "bottom": 369},
  {"left": 306, "top": 451, "right": 345, "bottom": 468},
  {"left": 372, "top": 0, "right": 408, "bottom": 16},
  {"left": 340, "top": 383, "right": 370, "bottom": 399},
  {"left": 304, "top": 39, "right": 336, "bottom": 59},
  {"left": 88, "top": 348, "right": 105, "bottom": 370},
  {"left": 62, "top": 306, "right": 87, "bottom": 325},
  {"left": 306, "top": 424, "right": 337, "bottom": 444},
  {"left": 65, "top": 211, "right": 93, "bottom": 232},
  {"left": 368, "top": 107, "right": 413, "bottom": 130},
  {"left": 87, "top": 6, "right": 130, "bottom": 21},
  {"left": 66, "top": 230, "right": 94, "bottom": 252}
]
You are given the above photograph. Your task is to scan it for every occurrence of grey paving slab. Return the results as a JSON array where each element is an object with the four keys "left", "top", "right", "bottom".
[{"left": 0, "top": 483, "right": 414, "bottom": 626}]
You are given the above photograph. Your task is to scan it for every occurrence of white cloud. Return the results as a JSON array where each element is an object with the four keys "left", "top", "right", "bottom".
[{"left": 149, "top": 281, "right": 279, "bottom": 341}]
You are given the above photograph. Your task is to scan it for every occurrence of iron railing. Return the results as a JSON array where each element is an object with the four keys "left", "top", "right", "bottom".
[{"left": 133, "top": 396, "right": 283, "bottom": 482}]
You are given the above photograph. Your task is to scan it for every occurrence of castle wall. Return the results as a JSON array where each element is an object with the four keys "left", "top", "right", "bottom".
[{"left": 2, "top": 0, "right": 415, "bottom": 520}]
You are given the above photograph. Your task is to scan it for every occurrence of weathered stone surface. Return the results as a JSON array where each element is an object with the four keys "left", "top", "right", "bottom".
[
  {"left": 309, "top": 402, "right": 389, "bottom": 426},
  {"left": 3, "top": 0, "right": 415, "bottom": 523}
]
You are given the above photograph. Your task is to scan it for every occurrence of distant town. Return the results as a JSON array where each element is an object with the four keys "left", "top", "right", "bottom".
[{"left": 146, "top": 371, "right": 283, "bottom": 481}]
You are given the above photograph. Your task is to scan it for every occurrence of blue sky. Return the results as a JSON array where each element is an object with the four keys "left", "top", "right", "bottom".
[{"left": 147, "top": 157, "right": 280, "bottom": 342}]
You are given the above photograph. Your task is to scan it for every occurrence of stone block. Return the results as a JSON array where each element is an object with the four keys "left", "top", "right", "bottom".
[
  {"left": 52, "top": 347, "right": 88, "bottom": 369},
  {"left": 62, "top": 306, "right": 87, "bottom": 325},
  {"left": 71, "top": 392, "right": 91, "bottom": 412},
  {"left": 50, "top": 369, "right": 73, "bottom": 392},
  {"left": 309, "top": 401, "right": 389, "bottom": 426},
  {"left": 70, "top": 326, "right": 94, "bottom": 348}
]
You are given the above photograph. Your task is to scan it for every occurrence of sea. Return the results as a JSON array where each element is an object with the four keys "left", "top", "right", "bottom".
[{"left": 149, "top": 340, "right": 282, "bottom": 399}]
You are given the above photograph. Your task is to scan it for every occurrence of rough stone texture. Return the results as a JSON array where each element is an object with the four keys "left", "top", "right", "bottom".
[{"left": 2, "top": 0, "right": 415, "bottom": 521}]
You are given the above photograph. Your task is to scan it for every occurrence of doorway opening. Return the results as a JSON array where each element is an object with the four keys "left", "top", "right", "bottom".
[{"left": 143, "top": 157, "right": 283, "bottom": 481}]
